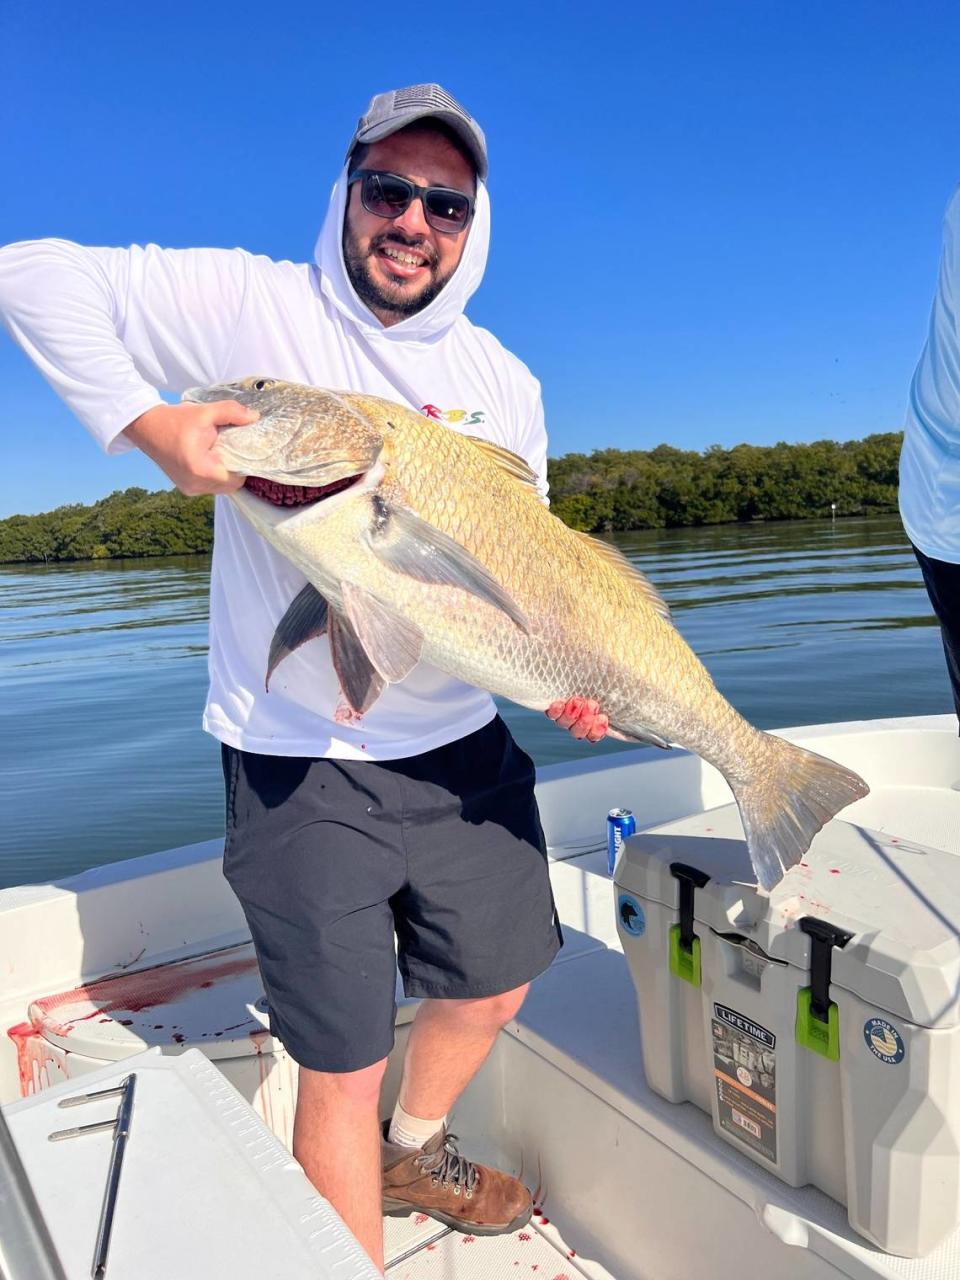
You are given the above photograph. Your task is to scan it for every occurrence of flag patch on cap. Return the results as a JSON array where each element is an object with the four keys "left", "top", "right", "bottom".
[{"left": 394, "top": 85, "right": 465, "bottom": 115}]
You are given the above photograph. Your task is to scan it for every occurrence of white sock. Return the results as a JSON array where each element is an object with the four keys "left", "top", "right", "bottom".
[{"left": 388, "top": 1100, "right": 446, "bottom": 1149}]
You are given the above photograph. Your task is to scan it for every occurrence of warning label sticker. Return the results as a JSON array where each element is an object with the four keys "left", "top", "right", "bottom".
[{"left": 712, "top": 1004, "right": 777, "bottom": 1163}]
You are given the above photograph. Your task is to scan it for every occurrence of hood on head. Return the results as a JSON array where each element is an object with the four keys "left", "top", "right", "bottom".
[{"left": 313, "top": 166, "right": 490, "bottom": 342}]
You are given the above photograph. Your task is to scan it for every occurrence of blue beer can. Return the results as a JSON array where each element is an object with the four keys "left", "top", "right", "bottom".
[{"left": 607, "top": 808, "right": 637, "bottom": 876}]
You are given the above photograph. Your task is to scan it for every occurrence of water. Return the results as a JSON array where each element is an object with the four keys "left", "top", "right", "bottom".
[{"left": 0, "top": 516, "right": 953, "bottom": 889}]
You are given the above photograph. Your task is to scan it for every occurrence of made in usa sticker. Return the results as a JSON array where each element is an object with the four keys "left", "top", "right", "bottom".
[{"left": 863, "top": 1017, "right": 905, "bottom": 1064}]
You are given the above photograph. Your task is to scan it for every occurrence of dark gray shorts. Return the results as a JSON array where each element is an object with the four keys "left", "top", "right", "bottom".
[{"left": 221, "top": 716, "right": 563, "bottom": 1072}]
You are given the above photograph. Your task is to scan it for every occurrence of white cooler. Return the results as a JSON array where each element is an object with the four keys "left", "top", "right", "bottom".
[{"left": 614, "top": 802, "right": 960, "bottom": 1258}]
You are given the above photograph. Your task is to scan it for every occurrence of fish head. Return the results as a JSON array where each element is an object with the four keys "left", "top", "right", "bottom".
[{"left": 182, "top": 377, "right": 384, "bottom": 492}]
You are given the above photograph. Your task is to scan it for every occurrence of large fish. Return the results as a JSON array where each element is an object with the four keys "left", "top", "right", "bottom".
[{"left": 185, "top": 376, "right": 869, "bottom": 890}]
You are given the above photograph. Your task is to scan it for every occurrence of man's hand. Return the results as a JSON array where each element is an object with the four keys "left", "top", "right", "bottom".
[
  {"left": 545, "top": 697, "right": 609, "bottom": 743},
  {"left": 123, "top": 400, "right": 259, "bottom": 496}
]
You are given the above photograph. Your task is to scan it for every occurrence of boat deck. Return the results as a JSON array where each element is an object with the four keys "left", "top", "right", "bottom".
[
  {"left": 3, "top": 714, "right": 960, "bottom": 1279},
  {"left": 384, "top": 1212, "right": 599, "bottom": 1278}
]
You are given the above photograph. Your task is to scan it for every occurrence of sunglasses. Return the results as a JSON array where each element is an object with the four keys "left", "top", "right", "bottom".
[{"left": 348, "top": 169, "right": 475, "bottom": 234}]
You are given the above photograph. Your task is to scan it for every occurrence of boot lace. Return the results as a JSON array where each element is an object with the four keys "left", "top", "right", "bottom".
[{"left": 416, "top": 1131, "right": 479, "bottom": 1193}]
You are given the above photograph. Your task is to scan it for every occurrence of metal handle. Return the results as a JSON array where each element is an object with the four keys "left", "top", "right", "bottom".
[
  {"left": 91, "top": 1073, "right": 136, "bottom": 1278},
  {"left": 48, "top": 1119, "right": 119, "bottom": 1143},
  {"left": 57, "top": 1084, "right": 128, "bottom": 1110}
]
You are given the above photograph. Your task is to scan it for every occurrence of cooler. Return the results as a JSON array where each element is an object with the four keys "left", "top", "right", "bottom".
[{"left": 613, "top": 802, "right": 960, "bottom": 1258}]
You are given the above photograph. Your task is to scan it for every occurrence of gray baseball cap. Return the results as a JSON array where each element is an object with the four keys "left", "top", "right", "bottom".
[{"left": 346, "top": 83, "right": 488, "bottom": 181}]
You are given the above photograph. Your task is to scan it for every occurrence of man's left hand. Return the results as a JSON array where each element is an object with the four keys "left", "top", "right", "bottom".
[{"left": 545, "top": 697, "right": 609, "bottom": 743}]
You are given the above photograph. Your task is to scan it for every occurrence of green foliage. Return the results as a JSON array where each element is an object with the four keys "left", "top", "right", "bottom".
[
  {"left": 547, "top": 432, "right": 902, "bottom": 533},
  {"left": 0, "top": 431, "right": 903, "bottom": 562},
  {"left": 0, "top": 488, "right": 215, "bottom": 563}
]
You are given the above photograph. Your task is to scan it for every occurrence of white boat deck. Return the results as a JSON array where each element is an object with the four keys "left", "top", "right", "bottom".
[{"left": 384, "top": 1216, "right": 594, "bottom": 1278}]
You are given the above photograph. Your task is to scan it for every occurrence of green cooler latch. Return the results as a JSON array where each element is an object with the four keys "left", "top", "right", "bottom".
[
  {"left": 795, "top": 917, "right": 853, "bottom": 1060},
  {"left": 669, "top": 863, "right": 710, "bottom": 986}
]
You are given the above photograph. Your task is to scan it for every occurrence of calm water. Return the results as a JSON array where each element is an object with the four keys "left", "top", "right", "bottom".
[{"left": 0, "top": 516, "right": 953, "bottom": 889}]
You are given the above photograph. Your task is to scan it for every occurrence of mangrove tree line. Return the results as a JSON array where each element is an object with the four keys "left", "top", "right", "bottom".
[{"left": 0, "top": 432, "right": 902, "bottom": 563}]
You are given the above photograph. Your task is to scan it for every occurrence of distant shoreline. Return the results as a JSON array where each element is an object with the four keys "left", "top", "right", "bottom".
[{"left": 0, "top": 432, "right": 902, "bottom": 565}]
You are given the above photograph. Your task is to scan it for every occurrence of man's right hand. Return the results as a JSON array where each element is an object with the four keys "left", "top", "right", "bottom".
[{"left": 123, "top": 400, "right": 259, "bottom": 496}]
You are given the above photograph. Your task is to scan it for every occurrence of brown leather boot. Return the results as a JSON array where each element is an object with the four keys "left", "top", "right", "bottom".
[{"left": 381, "top": 1126, "right": 532, "bottom": 1235}]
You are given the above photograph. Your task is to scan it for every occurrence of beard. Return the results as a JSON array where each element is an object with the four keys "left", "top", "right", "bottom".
[{"left": 342, "top": 227, "right": 455, "bottom": 319}]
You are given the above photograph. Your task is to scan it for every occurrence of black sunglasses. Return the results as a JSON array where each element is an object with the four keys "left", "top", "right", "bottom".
[{"left": 348, "top": 169, "right": 475, "bottom": 234}]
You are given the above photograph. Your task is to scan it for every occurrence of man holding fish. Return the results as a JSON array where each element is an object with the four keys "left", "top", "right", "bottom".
[
  {"left": 0, "top": 85, "right": 613, "bottom": 1270},
  {"left": 2, "top": 81, "right": 872, "bottom": 1270}
]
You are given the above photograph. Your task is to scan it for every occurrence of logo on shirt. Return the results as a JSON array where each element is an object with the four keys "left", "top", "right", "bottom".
[{"left": 421, "top": 404, "right": 486, "bottom": 426}]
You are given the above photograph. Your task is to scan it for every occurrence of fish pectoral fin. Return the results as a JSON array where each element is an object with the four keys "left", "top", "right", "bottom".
[
  {"left": 266, "top": 583, "right": 330, "bottom": 690},
  {"left": 607, "top": 723, "right": 673, "bottom": 750},
  {"left": 464, "top": 437, "right": 539, "bottom": 490},
  {"left": 364, "top": 499, "right": 530, "bottom": 633},
  {"left": 341, "top": 581, "right": 423, "bottom": 683},
  {"left": 574, "top": 532, "right": 672, "bottom": 622},
  {"left": 328, "top": 606, "right": 386, "bottom": 716}
]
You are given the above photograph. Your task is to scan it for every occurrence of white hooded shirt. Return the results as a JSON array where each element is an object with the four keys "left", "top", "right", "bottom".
[{"left": 0, "top": 173, "right": 549, "bottom": 758}]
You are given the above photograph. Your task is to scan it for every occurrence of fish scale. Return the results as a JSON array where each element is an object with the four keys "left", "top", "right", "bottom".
[{"left": 185, "top": 376, "right": 870, "bottom": 890}]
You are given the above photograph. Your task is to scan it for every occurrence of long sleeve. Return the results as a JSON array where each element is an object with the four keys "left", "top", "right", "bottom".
[
  {"left": 907, "top": 191, "right": 960, "bottom": 451},
  {"left": 899, "top": 186, "right": 960, "bottom": 561},
  {"left": 0, "top": 239, "right": 251, "bottom": 453}
]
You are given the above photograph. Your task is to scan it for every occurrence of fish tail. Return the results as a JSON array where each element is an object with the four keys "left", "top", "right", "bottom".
[{"left": 731, "top": 736, "right": 870, "bottom": 891}]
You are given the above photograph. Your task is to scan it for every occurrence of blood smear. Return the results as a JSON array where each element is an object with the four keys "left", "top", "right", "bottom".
[{"left": 6, "top": 1023, "right": 63, "bottom": 1096}]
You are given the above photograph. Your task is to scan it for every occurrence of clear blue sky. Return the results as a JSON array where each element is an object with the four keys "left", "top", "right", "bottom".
[{"left": 2, "top": 1, "right": 958, "bottom": 516}]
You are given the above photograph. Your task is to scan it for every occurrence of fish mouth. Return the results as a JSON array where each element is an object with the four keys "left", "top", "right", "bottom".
[{"left": 243, "top": 472, "right": 366, "bottom": 508}]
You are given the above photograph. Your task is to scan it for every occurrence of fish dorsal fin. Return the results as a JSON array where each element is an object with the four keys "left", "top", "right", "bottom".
[
  {"left": 464, "top": 437, "right": 539, "bottom": 490},
  {"left": 575, "top": 532, "right": 672, "bottom": 622}
]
